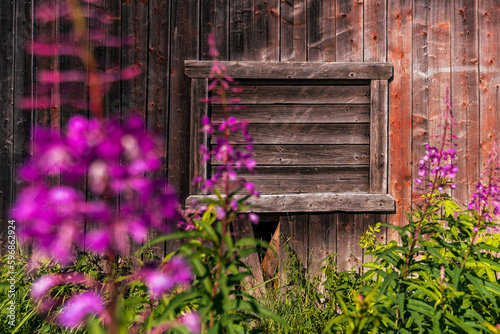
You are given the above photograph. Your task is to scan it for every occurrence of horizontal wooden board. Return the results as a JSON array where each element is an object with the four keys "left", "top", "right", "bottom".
[
  {"left": 212, "top": 123, "right": 370, "bottom": 144},
  {"left": 210, "top": 166, "right": 369, "bottom": 194},
  {"left": 186, "top": 193, "right": 396, "bottom": 213},
  {"left": 211, "top": 104, "right": 370, "bottom": 123},
  {"left": 185, "top": 60, "right": 394, "bottom": 79},
  {"left": 211, "top": 145, "right": 370, "bottom": 165},
  {"left": 223, "top": 85, "right": 370, "bottom": 104}
]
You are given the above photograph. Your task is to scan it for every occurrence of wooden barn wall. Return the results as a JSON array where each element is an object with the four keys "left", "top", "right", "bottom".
[{"left": 1, "top": 0, "right": 499, "bottom": 272}]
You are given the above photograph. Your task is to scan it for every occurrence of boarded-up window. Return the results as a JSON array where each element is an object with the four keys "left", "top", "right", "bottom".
[{"left": 185, "top": 61, "right": 395, "bottom": 213}]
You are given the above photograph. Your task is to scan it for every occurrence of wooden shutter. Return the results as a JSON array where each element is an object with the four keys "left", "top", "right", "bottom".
[{"left": 185, "top": 61, "right": 395, "bottom": 213}]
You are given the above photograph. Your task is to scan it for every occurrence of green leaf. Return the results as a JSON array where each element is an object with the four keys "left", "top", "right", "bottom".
[
  {"left": 379, "top": 271, "right": 398, "bottom": 296},
  {"left": 137, "top": 231, "right": 204, "bottom": 255}
]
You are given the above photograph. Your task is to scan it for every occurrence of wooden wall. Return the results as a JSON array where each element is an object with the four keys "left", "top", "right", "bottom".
[{"left": 1, "top": 0, "right": 499, "bottom": 272}]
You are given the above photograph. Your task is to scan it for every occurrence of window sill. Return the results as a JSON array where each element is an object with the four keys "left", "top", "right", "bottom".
[{"left": 186, "top": 192, "right": 395, "bottom": 213}]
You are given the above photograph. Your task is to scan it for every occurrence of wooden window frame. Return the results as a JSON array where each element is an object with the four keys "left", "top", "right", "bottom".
[{"left": 185, "top": 61, "right": 395, "bottom": 213}]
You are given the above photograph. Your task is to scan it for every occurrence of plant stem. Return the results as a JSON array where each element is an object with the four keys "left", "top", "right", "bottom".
[{"left": 66, "top": 0, "right": 103, "bottom": 119}]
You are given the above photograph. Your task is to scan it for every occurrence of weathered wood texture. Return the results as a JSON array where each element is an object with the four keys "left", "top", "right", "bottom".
[
  {"left": 187, "top": 193, "right": 396, "bottom": 213},
  {"left": 1, "top": 1, "right": 495, "bottom": 274}
]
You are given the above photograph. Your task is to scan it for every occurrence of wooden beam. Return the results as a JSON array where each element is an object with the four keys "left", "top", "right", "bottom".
[
  {"left": 185, "top": 60, "right": 393, "bottom": 79},
  {"left": 186, "top": 193, "right": 396, "bottom": 213}
]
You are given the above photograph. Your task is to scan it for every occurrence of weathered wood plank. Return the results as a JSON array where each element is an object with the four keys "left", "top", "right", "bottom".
[
  {"left": 411, "top": 0, "right": 431, "bottom": 196},
  {"left": 262, "top": 221, "right": 280, "bottom": 280},
  {"left": 370, "top": 80, "right": 389, "bottom": 193},
  {"left": 201, "top": 0, "right": 229, "bottom": 60},
  {"left": 229, "top": 0, "right": 254, "bottom": 60},
  {"left": 146, "top": 0, "right": 172, "bottom": 258},
  {"left": 224, "top": 84, "right": 370, "bottom": 104},
  {"left": 232, "top": 216, "right": 265, "bottom": 297},
  {"left": 387, "top": 0, "right": 413, "bottom": 242},
  {"left": 255, "top": 0, "right": 279, "bottom": 61},
  {"left": 307, "top": 0, "right": 336, "bottom": 62},
  {"left": 185, "top": 60, "right": 394, "bottom": 79},
  {"left": 186, "top": 193, "right": 396, "bottom": 213},
  {"left": 230, "top": 165, "right": 369, "bottom": 194},
  {"left": 478, "top": 0, "right": 500, "bottom": 169},
  {"left": 336, "top": 213, "right": 363, "bottom": 272},
  {"left": 102, "top": 0, "right": 122, "bottom": 116},
  {"left": 364, "top": 0, "right": 387, "bottom": 62},
  {"left": 211, "top": 144, "right": 370, "bottom": 166},
  {"left": 308, "top": 214, "right": 337, "bottom": 275},
  {"left": 0, "top": 0, "right": 15, "bottom": 253},
  {"left": 280, "top": 0, "right": 306, "bottom": 61},
  {"left": 190, "top": 79, "right": 208, "bottom": 194},
  {"left": 363, "top": 0, "right": 388, "bottom": 275},
  {"left": 412, "top": 0, "right": 451, "bottom": 198},
  {"left": 336, "top": 0, "right": 363, "bottom": 62},
  {"left": 452, "top": 0, "right": 479, "bottom": 206},
  {"left": 212, "top": 123, "right": 370, "bottom": 144},
  {"left": 212, "top": 104, "right": 370, "bottom": 123},
  {"left": 168, "top": 0, "right": 199, "bottom": 201},
  {"left": 121, "top": 0, "right": 148, "bottom": 113},
  {"left": 285, "top": 214, "right": 309, "bottom": 270}
]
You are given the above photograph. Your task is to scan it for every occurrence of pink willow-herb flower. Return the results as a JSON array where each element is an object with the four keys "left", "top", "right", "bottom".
[
  {"left": 192, "top": 34, "right": 257, "bottom": 197},
  {"left": 140, "top": 257, "right": 192, "bottom": 299},
  {"left": 468, "top": 141, "right": 500, "bottom": 228},
  {"left": 57, "top": 292, "right": 105, "bottom": 329},
  {"left": 414, "top": 89, "right": 458, "bottom": 193},
  {"left": 184, "top": 33, "right": 260, "bottom": 227},
  {"left": 12, "top": 114, "right": 180, "bottom": 263}
]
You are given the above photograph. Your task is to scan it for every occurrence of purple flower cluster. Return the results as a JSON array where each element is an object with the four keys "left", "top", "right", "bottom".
[
  {"left": 414, "top": 89, "right": 458, "bottom": 193},
  {"left": 12, "top": 114, "right": 179, "bottom": 263},
  {"left": 186, "top": 34, "right": 260, "bottom": 227},
  {"left": 31, "top": 257, "right": 196, "bottom": 330},
  {"left": 139, "top": 257, "right": 192, "bottom": 299},
  {"left": 468, "top": 142, "right": 500, "bottom": 227},
  {"left": 193, "top": 34, "right": 258, "bottom": 198}
]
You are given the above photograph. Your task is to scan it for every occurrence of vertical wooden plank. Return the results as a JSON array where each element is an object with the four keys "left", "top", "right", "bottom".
[
  {"left": 148, "top": 0, "right": 173, "bottom": 258},
  {"left": 333, "top": 0, "right": 364, "bottom": 268},
  {"left": 230, "top": 0, "right": 254, "bottom": 60},
  {"left": 101, "top": 0, "right": 121, "bottom": 116},
  {"left": 387, "top": 0, "right": 412, "bottom": 241},
  {"left": 189, "top": 79, "right": 208, "bottom": 195},
  {"left": 364, "top": 0, "right": 388, "bottom": 260},
  {"left": 232, "top": 217, "right": 265, "bottom": 297},
  {"left": 336, "top": 213, "right": 363, "bottom": 272},
  {"left": 452, "top": 0, "right": 479, "bottom": 206},
  {"left": 121, "top": 0, "right": 150, "bottom": 263},
  {"left": 308, "top": 214, "right": 336, "bottom": 276},
  {"left": 411, "top": 0, "right": 431, "bottom": 179},
  {"left": 201, "top": 0, "right": 229, "bottom": 60},
  {"left": 168, "top": 0, "right": 199, "bottom": 200},
  {"left": 307, "top": 0, "right": 336, "bottom": 62},
  {"left": 0, "top": 0, "right": 15, "bottom": 253},
  {"left": 255, "top": 0, "right": 280, "bottom": 61},
  {"left": 370, "top": 80, "right": 389, "bottom": 194},
  {"left": 280, "top": 0, "right": 306, "bottom": 61},
  {"left": 336, "top": 0, "right": 364, "bottom": 62},
  {"left": 285, "top": 214, "right": 309, "bottom": 270},
  {"left": 121, "top": 0, "right": 148, "bottom": 114},
  {"left": 412, "top": 0, "right": 451, "bottom": 196},
  {"left": 364, "top": 0, "right": 387, "bottom": 62},
  {"left": 34, "top": 6, "right": 55, "bottom": 126},
  {"left": 478, "top": 0, "right": 500, "bottom": 169}
]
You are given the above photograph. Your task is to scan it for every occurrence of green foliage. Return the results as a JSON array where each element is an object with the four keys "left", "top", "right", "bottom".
[
  {"left": 333, "top": 191, "right": 500, "bottom": 334},
  {"left": 252, "top": 242, "right": 368, "bottom": 334},
  {"left": 143, "top": 200, "right": 285, "bottom": 333}
]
